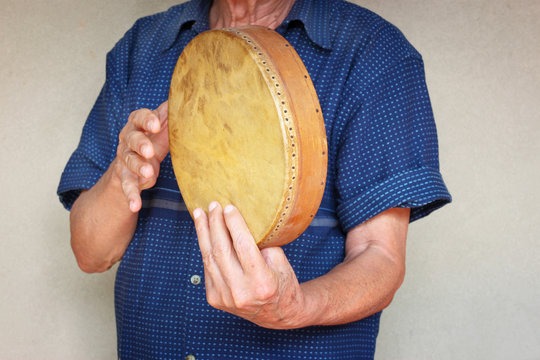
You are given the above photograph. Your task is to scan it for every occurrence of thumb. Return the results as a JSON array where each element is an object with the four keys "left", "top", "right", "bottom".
[
  {"left": 260, "top": 247, "right": 291, "bottom": 272},
  {"left": 155, "top": 100, "right": 169, "bottom": 126},
  {"left": 152, "top": 101, "right": 170, "bottom": 161}
]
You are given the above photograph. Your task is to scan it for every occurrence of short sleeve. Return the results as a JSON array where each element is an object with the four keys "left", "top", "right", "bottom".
[
  {"left": 335, "top": 56, "right": 451, "bottom": 232},
  {"left": 57, "top": 41, "right": 129, "bottom": 210}
]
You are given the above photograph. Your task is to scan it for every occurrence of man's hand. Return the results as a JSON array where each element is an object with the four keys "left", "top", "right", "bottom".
[
  {"left": 115, "top": 101, "right": 169, "bottom": 212},
  {"left": 193, "top": 203, "right": 409, "bottom": 329},
  {"left": 193, "top": 202, "right": 308, "bottom": 329}
]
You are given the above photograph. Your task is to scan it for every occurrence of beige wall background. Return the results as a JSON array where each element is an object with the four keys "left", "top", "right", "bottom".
[{"left": 1, "top": 0, "right": 539, "bottom": 359}]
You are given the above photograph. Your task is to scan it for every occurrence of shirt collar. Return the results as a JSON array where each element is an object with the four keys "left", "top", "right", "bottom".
[
  {"left": 281, "top": 0, "right": 332, "bottom": 50},
  {"left": 162, "top": 0, "right": 211, "bottom": 52},
  {"left": 162, "top": 0, "right": 332, "bottom": 52}
]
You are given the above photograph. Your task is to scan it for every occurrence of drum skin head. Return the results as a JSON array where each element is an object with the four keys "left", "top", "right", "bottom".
[{"left": 168, "top": 26, "right": 327, "bottom": 248}]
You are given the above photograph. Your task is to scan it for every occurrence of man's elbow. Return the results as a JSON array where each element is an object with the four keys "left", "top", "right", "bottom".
[
  {"left": 76, "top": 259, "right": 99, "bottom": 274},
  {"left": 379, "top": 262, "right": 406, "bottom": 311},
  {"left": 71, "top": 238, "right": 117, "bottom": 274},
  {"left": 75, "top": 257, "right": 112, "bottom": 274},
  {"left": 394, "top": 261, "right": 406, "bottom": 291},
  {"left": 74, "top": 254, "right": 115, "bottom": 274}
]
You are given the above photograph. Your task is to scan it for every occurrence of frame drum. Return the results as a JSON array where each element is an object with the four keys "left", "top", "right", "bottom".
[{"left": 168, "top": 26, "right": 327, "bottom": 248}]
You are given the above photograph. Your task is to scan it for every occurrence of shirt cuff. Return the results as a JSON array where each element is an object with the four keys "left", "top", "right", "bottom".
[
  {"left": 336, "top": 167, "right": 452, "bottom": 232},
  {"left": 57, "top": 152, "right": 107, "bottom": 210}
]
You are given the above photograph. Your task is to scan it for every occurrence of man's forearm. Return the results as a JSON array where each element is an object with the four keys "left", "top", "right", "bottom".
[
  {"left": 296, "top": 208, "right": 409, "bottom": 328},
  {"left": 299, "top": 242, "right": 405, "bottom": 327},
  {"left": 70, "top": 158, "right": 138, "bottom": 273}
]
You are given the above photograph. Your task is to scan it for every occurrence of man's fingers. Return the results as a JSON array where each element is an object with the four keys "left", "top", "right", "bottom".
[
  {"left": 124, "top": 130, "right": 154, "bottom": 159},
  {"left": 119, "top": 166, "right": 142, "bottom": 212},
  {"left": 120, "top": 145, "right": 154, "bottom": 179},
  {"left": 194, "top": 207, "right": 234, "bottom": 308},
  {"left": 208, "top": 202, "right": 243, "bottom": 281},
  {"left": 113, "top": 102, "right": 170, "bottom": 214},
  {"left": 194, "top": 208, "right": 211, "bottom": 256},
  {"left": 223, "top": 205, "right": 269, "bottom": 276},
  {"left": 130, "top": 108, "right": 161, "bottom": 134},
  {"left": 194, "top": 206, "right": 233, "bottom": 281}
]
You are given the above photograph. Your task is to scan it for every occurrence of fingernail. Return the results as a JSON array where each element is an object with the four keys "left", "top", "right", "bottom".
[
  {"left": 146, "top": 120, "right": 155, "bottom": 131},
  {"left": 193, "top": 208, "right": 202, "bottom": 219},
  {"left": 224, "top": 204, "right": 234, "bottom": 213},
  {"left": 141, "top": 145, "right": 151, "bottom": 158},
  {"left": 129, "top": 200, "right": 136, "bottom": 211},
  {"left": 208, "top": 201, "right": 218, "bottom": 212},
  {"left": 141, "top": 165, "right": 152, "bottom": 178}
]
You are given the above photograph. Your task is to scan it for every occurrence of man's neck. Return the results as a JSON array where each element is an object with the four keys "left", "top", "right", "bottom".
[{"left": 209, "top": 0, "right": 295, "bottom": 30}]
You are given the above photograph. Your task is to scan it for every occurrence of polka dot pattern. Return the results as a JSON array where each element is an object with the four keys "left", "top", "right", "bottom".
[{"left": 57, "top": 0, "right": 451, "bottom": 359}]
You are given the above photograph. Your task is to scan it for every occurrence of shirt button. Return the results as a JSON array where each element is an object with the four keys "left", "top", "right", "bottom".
[
  {"left": 190, "top": 274, "right": 201, "bottom": 285},
  {"left": 185, "top": 355, "right": 196, "bottom": 360}
]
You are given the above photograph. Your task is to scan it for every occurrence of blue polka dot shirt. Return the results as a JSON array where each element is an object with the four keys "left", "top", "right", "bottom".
[{"left": 58, "top": 0, "right": 451, "bottom": 359}]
